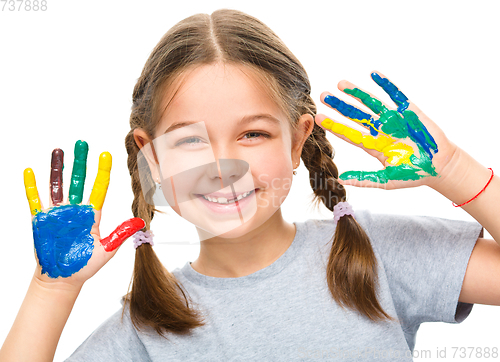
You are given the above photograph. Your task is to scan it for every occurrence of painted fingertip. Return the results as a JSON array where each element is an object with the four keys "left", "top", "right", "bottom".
[
  {"left": 74, "top": 140, "right": 89, "bottom": 160},
  {"left": 89, "top": 152, "right": 113, "bottom": 211},
  {"left": 50, "top": 148, "right": 64, "bottom": 205},
  {"left": 100, "top": 217, "right": 146, "bottom": 252},
  {"left": 370, "top": 72, "right": 382, "bottom": 83},
  {"left": 23, "top": 167, "right": 34, "bottom": 181},
  {"left": 69, "top": 140, "right": 89, "bottom": 205},
  {"left": 324, "top": 94, "right": 341, "bottom": 108},
  {"left": 319, "top": 91, "right": 331, "bottom": 102},
  {"left": 370, "top": 73, "right": 409, "bottom": 112},
  {"left": 320, "top": 118, "right": 334, "bottom": 130},
  {"left": 24, "top": 167, "right": 42, "bottom": 215},
  {"left": 338, "top": 172, "right": 349, "bottom": 181},
  {"left": 51, "top": 148, "right": 64, "bottom": 164},
  {"left": 339, "top": 171, "right": 361, "bottom": 182},
  {"left": 99, "top": 152, "right": 112, "bottom": 171}
]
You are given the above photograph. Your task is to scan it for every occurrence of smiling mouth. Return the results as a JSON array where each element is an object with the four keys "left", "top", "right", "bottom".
[{"left": 196, "top": 189, "right": 258, "bottom": 204}]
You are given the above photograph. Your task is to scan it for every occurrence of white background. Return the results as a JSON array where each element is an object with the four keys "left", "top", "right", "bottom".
[{"left": 1, "top": 1, "right": 499, "bottom": 361}]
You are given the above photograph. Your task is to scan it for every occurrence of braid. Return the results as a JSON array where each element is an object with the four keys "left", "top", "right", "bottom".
[
  {"left": 301, "top": 123, "right": 396, "bottom": 322},
  {"left": 123, "top": 82, "right": 206, "bottom": 337},
  {"left": 125, "top": 129, "right": 155, "bottom": 230},
  {"left": 301, "top": 122, "right": 344, "bottom": 211}
]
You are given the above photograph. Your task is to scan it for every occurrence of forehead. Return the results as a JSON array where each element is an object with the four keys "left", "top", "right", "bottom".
[{"left": 155, "top": 62, "right": 290, "bottom": 136}]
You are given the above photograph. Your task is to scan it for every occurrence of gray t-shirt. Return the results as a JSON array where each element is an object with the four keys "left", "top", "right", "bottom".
[{"left": 65, "top": 210, "right": 482, "bottom": 361}]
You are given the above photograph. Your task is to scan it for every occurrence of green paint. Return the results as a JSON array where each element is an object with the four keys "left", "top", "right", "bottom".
[
  {"left": 410, "top": 146, "right": 438, "bottom": 177},
  {"left": 343, "top": 88, "right": 387, "bottom": 115},
  {"left": 378, "top": 110, "right": 408, "bottom": 139},
  {"left": 340, "top": 164, "right": 424, "bottom": 184},
  {"left": 339, "top": 84, "right": 440, "bottom": 184},
  {"left": 339, "top": 143, "right": 437, "bottom": 184},
  {"left": 402, "top": 109, "right": 438, "bottom": 157},
  {"left": 344, "top": 88, "right": 408, "bottom": 139},
  {"left": 68, "top": 140, "right": 89, "bottom": 205}
]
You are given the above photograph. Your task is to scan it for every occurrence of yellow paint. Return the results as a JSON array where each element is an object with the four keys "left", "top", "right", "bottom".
[
  {"left": 89, "top": 152, "right": 112, "bottom": 210},
  {"left": 383, "top": 143, "right": 414, "bottom": 166},
  {"left": 24, "top": 168, "right": 42, "bottom": 215},
  {"left": 348, "top": 117, "right": 391, "bottom": 138},
  {"left": 321, "top": 118, "right": 414, "bottom": 166}
]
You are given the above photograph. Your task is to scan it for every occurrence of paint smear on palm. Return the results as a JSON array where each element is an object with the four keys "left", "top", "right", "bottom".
[
  {"left": 322, "top": 75, "right": 438, "bottom": 183},
  {"left": 33, "top": 204, "right": 95, "bottom": 278}
]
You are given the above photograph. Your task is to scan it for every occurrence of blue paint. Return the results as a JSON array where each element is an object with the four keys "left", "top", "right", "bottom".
[
  {"left": 402, "top": 109, "right": 438, "bottom": 160},
  {"left": 32, "top": 204, "right": 95, "bottom": 278},
  {"left": 343, "top": 82, "right": 438, "bottom": 160},
  {"left": 371, "top": 73, "right": 410, "bottom": 113},
  {"left": 324, "top": 95, "right": 381, "bottom": 136}
]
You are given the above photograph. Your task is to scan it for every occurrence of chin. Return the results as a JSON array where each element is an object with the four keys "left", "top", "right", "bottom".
[{"left": 196, "top": 211, "right": 264, "bottom": 241}]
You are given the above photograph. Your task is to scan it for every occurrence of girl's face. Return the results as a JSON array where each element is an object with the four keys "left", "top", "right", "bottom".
[{"left": 149, "top": 62, "right": 305, "bottom": 239}]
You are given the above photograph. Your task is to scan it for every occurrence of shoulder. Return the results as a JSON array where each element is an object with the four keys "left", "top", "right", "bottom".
[
  {"left": 299, "top": 210, "right": 482, "bottom": 259},
  {"left": 352, "top": 210, "right": 482, "bottom": 251}
]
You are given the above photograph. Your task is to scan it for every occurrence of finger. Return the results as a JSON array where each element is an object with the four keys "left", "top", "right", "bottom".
[
  {"left": 317, "top": 114, "right": 394, "bottom": 154},
  {"left": 317, "top": 114, "right": 419, "bottom": 170},
  {"left": 337, "top": 81, "right": 408, "bottom": 140},
  {"left": 338, "top": 81, "right": 391, "bottom": 116},
  {"left": 88, "top": 152, "right": 112, "bottom": 210},
  {"left": 345, "top": 74, "right": 438, "bottom": 159},
  {"left": 100, "top": 218, "right": 146, "bottom": 252},
  {"left": 50, "top": 148, "right": 64, "bottom": 207},
  {"left": 370, "top": 71, "right": 410, "bottom": 113},
  {"left": 24, "top": 168, "right": 43, "bottom": 215},
  {"left": 340, "top": 164, "right": 424, "bottom": 184},
  {"left": 321, "top": 92, "right": 382, "bottom": 136},
  {"left": 369, "top": 71, "right": 438, "bottom": 158},
  {"left": 68, "top": 140, "right": 89, "bottom": 205}
]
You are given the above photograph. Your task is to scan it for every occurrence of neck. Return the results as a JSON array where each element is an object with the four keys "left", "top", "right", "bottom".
[{"left": 191, "top": 209, "right": 296, "bottom": 278}]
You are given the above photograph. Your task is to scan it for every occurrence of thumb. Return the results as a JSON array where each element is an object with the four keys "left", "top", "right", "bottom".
[{"left": 100, "top": 217, "right": 145, "bottom": 252}]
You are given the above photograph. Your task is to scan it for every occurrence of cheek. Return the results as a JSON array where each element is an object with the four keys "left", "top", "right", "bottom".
[{"left": 252, "top": 152, "right": 292, "bottom": 192}]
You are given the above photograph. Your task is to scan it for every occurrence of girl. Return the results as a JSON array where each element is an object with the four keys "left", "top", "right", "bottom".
[{"left": 1, "top": 8, "right": 499, "bottom": 362}]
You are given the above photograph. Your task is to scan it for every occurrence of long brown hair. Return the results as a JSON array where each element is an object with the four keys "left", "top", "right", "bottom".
[{"left": 123, "top": 8, "right": 395, "bottom": 338}]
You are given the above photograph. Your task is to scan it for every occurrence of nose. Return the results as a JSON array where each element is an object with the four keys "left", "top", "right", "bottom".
[{"left": 206, "top": 158, "right": 249, "bottom": 189}]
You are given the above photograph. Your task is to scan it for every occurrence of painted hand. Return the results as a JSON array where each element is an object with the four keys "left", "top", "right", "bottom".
[
  {"left": 24, "top": 140, "right": 145, "bottom": 284},
  {"left": 316, "top": 71, "right": 456, "bottom": 189}
]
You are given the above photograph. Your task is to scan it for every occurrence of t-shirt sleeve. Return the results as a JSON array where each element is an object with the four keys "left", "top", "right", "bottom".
[
  {"left": 355, "top": 210, "right": 482, "bottom": 330},
  {"left": 64, "top": 305, "right": 151, "bottom": 362}
]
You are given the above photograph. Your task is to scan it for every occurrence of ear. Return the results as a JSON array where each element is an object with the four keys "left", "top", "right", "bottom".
[
  {"left": 134, "top": 128, "right": 161, "bottom": 182},
  {"left": 291, "top": 113, "right": 314, "bottom": 167}
]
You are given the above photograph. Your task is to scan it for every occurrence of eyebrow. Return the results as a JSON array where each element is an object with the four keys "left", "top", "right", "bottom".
[{"left": 163, "top": 114, "right": 281, "bottom": 134}]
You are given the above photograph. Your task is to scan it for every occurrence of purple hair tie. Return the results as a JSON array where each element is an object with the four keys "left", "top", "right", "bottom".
[
  {"left": 133, "top": 230, "right": 154, "bottom": 249},
  {"left": 333, "top": 202, "right": 355, "bottom": 224}
]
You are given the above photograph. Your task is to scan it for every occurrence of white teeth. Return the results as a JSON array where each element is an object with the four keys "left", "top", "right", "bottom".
[{"left": 202, "top": 190, "right": 254, "bottom": 204}]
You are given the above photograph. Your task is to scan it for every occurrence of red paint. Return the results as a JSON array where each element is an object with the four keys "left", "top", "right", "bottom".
[{"left": 100, "top": 217, "right": 145, "bottom": 252}]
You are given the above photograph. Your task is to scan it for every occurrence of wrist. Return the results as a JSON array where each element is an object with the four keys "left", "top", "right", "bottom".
[
  {"left": 31, "top": 269, "right": 83, "bottom": 299},
  {"left": 429, "top": 146, "right": 492, "bottom": 205}
]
